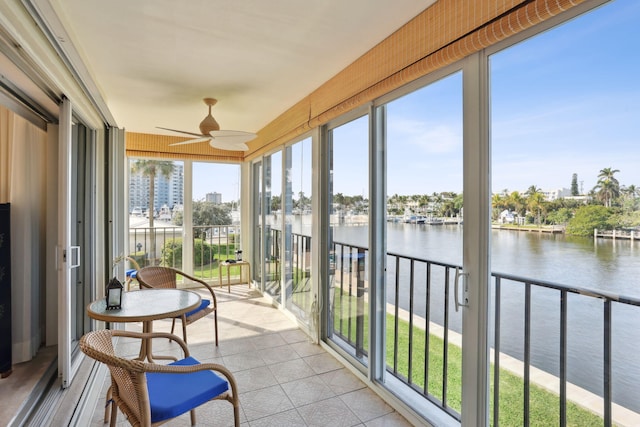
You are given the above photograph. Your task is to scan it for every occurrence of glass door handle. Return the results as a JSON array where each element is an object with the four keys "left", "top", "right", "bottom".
[
  {"left": 454, "top": 267, "right": 469, "bottom": 311},
  {"left": 68, "top": 246, "right": 80, "bottom": 269}
]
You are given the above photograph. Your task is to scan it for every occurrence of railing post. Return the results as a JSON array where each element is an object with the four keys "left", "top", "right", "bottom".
[
  {"left": 524, "top": 283, "right": 531, "bottom": 427},
  {"left": 355, "top": 247, "right": 365, "bottom": 358},
  {"left": 493, "top": 277, "right": 501, "bottom": 426},
  {"left": 560, "top": 290, "right": 567, "bottom": 427},
  {"left": 393, "top": 256, "right": 400, "bottom": 374},
  {"left": 423, "top": 262, "right": 431, "bottom": 396},
  {"left": 442, "top": 267, "right": 450, "bottom": 408},
  {"left": 604, "top": 300, "right": 612, "bottom": 427}
]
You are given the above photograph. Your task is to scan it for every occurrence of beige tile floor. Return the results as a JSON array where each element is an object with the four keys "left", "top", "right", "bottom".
[{"left": 86, "top": 286, "right": 414, "bottom": 427}]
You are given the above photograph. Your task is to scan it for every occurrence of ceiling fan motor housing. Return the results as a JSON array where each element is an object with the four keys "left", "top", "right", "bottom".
[
  {"left": 161, "top": 97, "right": 254, "bottom": 150},
  {"left": 199, "top": 114, "right": 220, "bottom": 134},
  {"left": 200, "top": 98, "right": 220, "bottom": 134}
]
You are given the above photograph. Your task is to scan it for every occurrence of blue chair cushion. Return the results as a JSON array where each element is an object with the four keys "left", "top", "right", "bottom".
[
  {"left": 183, "top": 298, "right": 211, "bottom": 318},
  {"left": 125, "top": 269, "right": 137, "bottom": 279},
  {"left": 146, "top": 356, "right": 229, "bottom": 423}
]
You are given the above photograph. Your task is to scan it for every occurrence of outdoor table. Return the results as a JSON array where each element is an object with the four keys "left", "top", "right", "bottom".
[
  {"left": 86, "top": 288, "right": 201, "bottom": 362},
  {"left": 218, "top": 260, "right": 251, "bottom": 292}
]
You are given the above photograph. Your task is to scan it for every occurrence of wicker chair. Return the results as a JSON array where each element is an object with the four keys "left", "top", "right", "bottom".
[
  {"left": 79, "top": 329, "right": 239, "bottom": 427},
  {"left": 137, "top": 266, "right": 219, "bottom": 346},
  {"left": 125, "top": 256, "right": 141, "bottom": 291}
]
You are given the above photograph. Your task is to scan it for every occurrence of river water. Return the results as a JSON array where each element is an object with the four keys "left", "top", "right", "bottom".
[{"left": 332, "top": 222, "right": 640, "bottom": 413}]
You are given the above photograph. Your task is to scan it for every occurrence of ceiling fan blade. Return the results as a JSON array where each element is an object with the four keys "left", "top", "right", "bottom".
[
  {"left": 169, "top": 137, "right": 211, "bottom": 146},
  {"left": 210, "top": 129, "right": 256, "bottom": 137},
  {"left": 209, "top": 139, "right": 249, "bottom": 151},
  {"left": 157, "top": 127, "right": 204, "bottom": 138},
  {"left": 209, "top": 130, "right": 256, "bottom": 144}
]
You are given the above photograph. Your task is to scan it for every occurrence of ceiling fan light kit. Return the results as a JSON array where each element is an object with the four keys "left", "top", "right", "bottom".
[{"left": 159, "top": 98, "right": 255, "bottom": 151}]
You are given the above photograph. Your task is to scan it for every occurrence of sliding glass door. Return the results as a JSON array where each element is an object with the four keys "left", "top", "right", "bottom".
[
  {"left": 70, "top": 122, "right": 94, "bottom": 352},
  {"left": 320, "top": 69, "right": 489, "bottom": 424},
  {"left": 59, "top": 99, "right": 97, "bottom": 388},
  {"left": 382, "top": 71, "right": 466, "bottom": 421},
  {"left": 326, "top": 113, "right": 370, "bottom": 368},
  {"left": 263, "top": 152, "right": 282, "bottom": 300},
  {"left": 284, "top": 137, "right": 313, "bottom": 326}
]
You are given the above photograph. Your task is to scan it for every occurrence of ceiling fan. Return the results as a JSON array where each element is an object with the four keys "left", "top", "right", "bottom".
[{"left": 158, "top": 98, "right": 256, "bottom": 151}]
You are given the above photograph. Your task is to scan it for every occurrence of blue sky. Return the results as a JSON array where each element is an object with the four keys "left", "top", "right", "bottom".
[
  {"left": 195, "top": 0, "right": 639, "bottom": 201},
  {"left": 193, "top": 162, "right": 241, "bottom": 203},
  {"left": 490, "top": 0, "right": 640, "bottom": 195}
]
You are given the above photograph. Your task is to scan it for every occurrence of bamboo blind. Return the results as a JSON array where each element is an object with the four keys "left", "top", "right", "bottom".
[
  {"left": 127, "top": 0, "right": 587, "bottom": 161},
  {"left": 245, "top": 0, "right": 587, "bottom": 160},
  {"left": 126, "top": 132, "right": 245, "bottom": 162}
]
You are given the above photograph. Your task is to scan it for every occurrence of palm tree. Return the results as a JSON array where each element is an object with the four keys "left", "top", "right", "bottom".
[
  {"left": 131, "top": 160, "right": 175, "bottom": 263},
  {"left": 525, "top": 185, "right": 541, "bottom": 197},
  {"left": 620, "top": 184, "right": 639, "bottom": 213},
  {"left": 492, "top": 193, "right": 508, "bottom": 221},
  {"left": 621, "top": 184, "right": 638, "bottom": 200},
  {"left": 419, "top": 194, "right": 431, "bottom": 215},
  {"left": 507, "top": 191, "right": 526, "bottom": 217},
  {"left": 528, "top": 192, "right": 546, "bottom": 226},
  {"left": 525, "top": 186, "right": 545, "bottom": 226},
  {"left": 594, "top": 167, "right": 620, "bottom": 208}
]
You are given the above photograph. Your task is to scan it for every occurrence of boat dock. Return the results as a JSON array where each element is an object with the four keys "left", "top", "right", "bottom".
[
  {"left": 594, "top": 228, "right": 639, "bottom": 241},
  {"left": 491, "top": 225, "right": 564, "bottom": 233}
]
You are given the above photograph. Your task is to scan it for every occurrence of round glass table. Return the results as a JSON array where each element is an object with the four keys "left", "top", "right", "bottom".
[{"left": 87, "top": 288, "right": 201, "bottom": 361}]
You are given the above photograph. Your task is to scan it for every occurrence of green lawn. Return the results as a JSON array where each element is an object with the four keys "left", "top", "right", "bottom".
[{"left": 332, "top": 291, "right": 604, "bottom": 426}]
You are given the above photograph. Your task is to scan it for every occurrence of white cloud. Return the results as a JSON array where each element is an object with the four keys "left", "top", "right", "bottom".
[{"left": 388, "top": 118, "right": 461, "bottom": 154}]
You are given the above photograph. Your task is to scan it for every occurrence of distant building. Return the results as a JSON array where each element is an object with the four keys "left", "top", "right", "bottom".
[
  {"left": 129, "top": 163, "right": 184, "bottom": 213},
  {"left": 541, "top": 188, "right": 590, "bottom": 203},
  {"left": 206, "top": 192, "right": 223, "bottom": 204},
  {"left": 541, "top": 188, "right": 572, "bottom": 201},
  {"left": 499, "top": 209, "right": 515, "bottom": 224}
]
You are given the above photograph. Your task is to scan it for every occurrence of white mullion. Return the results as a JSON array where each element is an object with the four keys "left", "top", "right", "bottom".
[
  {"left": 461, "top": 51, "right": 491, "bottom": 426},
  {"left": 57, "top": 96, "right": 74, "bottom": 388},
  {"left": 182, "top": 161, "right": 193, "bottom": 273},
  {"left": 369, "top": 104, "right": 386, "bottom": 381}
]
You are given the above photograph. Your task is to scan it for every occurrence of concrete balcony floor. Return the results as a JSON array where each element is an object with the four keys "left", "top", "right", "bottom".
[{"left": 23, "top": 285, "right": 414, "bottom": 426}]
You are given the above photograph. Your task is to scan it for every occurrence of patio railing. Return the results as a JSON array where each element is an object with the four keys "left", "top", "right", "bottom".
[
  {"left": 128, "top": 224, "right": 241, "bottom": 281},
  {"left": 329, "top": 240, "right": 640, "bottom": 426}
]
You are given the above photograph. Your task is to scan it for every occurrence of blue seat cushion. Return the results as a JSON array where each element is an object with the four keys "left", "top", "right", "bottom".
[
  {"left": 125, "top": 269, "right": 137, "bottom": 279},
  {"left": 146, "top": 356, "right": 229, "bottom": 423},
  {"left": 183, "top": 298, "right": 211, "bottom": 318}
]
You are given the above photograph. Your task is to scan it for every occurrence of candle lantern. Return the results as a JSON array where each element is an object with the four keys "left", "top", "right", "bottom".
[
  {"left": 106, "top": 277, "right": 123, "bottom": 310},
  {"left": 235, "top": 250, "right": 242, "bottom": 261}
]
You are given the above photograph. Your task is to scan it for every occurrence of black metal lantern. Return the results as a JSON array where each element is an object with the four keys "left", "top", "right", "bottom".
[
  {"left": 106, "top": 277, "right": 123, "bottom": 310},
  {"left": 235, "top": 250, "right": 242, "bottom": 261}
]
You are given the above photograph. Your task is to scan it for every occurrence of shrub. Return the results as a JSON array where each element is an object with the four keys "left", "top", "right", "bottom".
[
  {"left": 160, "top": 238, "right": 217, "bottom": 267},
  {"left": 194, "top": 238, "right": 215, "bottom": 265},
  {"left": 565, "top": 205, "right": 612, "bottom": 236},
  {"left": 161, "top": 238, "right": 183, "bottom": 267}
]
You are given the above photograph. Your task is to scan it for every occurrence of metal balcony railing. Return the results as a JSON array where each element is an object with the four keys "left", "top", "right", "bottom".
[
  {"left": 328, "top": 240, "right": 640, "bottom": 426},
  {"left": 128, "top": 224, "right": 241, "bottom": 281}
]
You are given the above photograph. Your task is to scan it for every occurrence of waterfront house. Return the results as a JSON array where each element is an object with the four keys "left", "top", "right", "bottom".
[{"left": 1, "top": 0, "right": 638, "bottom": 426}]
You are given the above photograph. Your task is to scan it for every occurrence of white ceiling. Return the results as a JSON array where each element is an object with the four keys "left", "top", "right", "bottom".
[{"left": 50, "top": 0, "right": 435, "bottom": 137}]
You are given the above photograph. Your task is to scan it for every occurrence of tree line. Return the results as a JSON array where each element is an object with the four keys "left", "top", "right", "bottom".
[
  {"left": 387, "top": 168, "right": 639, "bottom": 236},
  {"left": 133, "top": 161, "right": 639, "bottom": 238}
]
